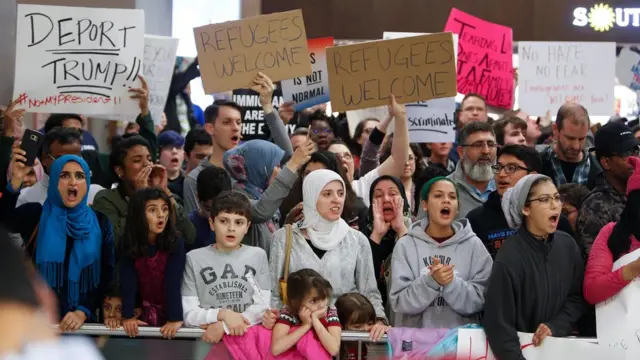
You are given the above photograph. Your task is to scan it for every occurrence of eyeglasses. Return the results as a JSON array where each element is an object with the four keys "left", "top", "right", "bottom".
[
  {"left": 527, "top": 194, "right": 565, "bottom": 207},
  {"left": 491, "top": 163, "right": 531, "bottom": 175},
  {"left": 462, "top": 141, "right": 497, "bottom": 150},
  {"left": 311, "top": 127, "right": 333, "bottom": 135}
]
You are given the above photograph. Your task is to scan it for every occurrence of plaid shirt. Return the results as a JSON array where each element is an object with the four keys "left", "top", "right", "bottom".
[{"left": 544, "top": 147, "right": 591, "bottom": 186}]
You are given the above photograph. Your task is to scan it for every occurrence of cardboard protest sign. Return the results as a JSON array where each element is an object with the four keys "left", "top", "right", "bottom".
[
  {"left": 143, "top": 35, "right": 179, "bottom": 125},
  {"left": 406, "top": 98, "right": 456, "bottom": 143},
  {"left": 444, "top": 8, "right": 514, "bottom": 109},
  {"left": 194, "top": 10, "right": 312, "bottom": 94},
  {"left": 383, "top": 32, "right": 459, "bottom": 64},
  {"left": 327, "top": 32, "right": 457, "bottom": 112},
  {"left": 457, "top": 328, "right": 622, "bottom": 360},
  {"left": 13, "top": 4, "right": 144, "bottom": 115},
  {"left": 518, "top": 42, "right": 615, "bottom": 116},
  {"left": 596, "top": 248, "right": 640, "bottom": 359},
  {"left": 281, "top": 37, "right": 333, "bottom": 111},
  {"left": 616, "top": 47, "right": 640, "bottom": 92},
  {"left": 232, "top": 88, "right": 289, "bottom": 141},
  {"left": 382, "top": 32, "right": 457, "bottom": 144}
]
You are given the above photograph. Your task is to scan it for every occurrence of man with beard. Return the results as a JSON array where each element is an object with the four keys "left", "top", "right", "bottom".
[
  {"left": 446, "top": 122, "right": 497, "bottom": 218},
  {"left": 541, "top": 104, "right": 601, "bottom": 189}
]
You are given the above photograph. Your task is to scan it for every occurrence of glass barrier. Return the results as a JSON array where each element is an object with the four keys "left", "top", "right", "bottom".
[{"left": 60, "top": 324, "right": 387, "bottom": 360}]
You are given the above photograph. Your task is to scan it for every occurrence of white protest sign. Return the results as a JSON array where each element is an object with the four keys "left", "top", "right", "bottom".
[
  {"left": 616, "top": 47, "right": 640, "bottom": 93},
  {"left": 406, "top": 97, "right": 456, "bottom": 143},
  {"left": 13, "top": 4, "right": 145, "bottom": 115},
  {"left": 281, "top": 37, "right": 332, "bottom": 111},
  {"left": 596, "top": 248, "right": 640, "bottom": 360},
  {"left": 142, "top": 35, "right": 179, "bottom": 125},
  {"left": 518, "top": 42, "right": 616, "bottom": 116},
  {"left": 457, "top": 328, "right": 622, "bottom": 360}
]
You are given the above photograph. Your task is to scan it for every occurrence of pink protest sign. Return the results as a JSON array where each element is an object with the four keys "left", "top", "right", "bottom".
[{"left": 444, "top": 8, "right": 514, "bottom": 109}]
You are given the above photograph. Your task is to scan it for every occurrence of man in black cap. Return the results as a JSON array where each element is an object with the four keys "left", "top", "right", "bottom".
[{"left": 576, "top": 122, "right": 640, "bottom": 255}]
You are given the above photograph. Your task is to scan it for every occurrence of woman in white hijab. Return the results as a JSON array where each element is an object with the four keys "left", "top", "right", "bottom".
[{"left": 269, "top": 169, "right": 387, "bottom": 323}]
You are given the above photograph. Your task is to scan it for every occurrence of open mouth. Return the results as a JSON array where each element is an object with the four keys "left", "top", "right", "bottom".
[
  {"left": 498, "top": 180, "right": 511, "bottom": 187},
  {"left": 157, "top": 220, "right": 165, "bottom": 228},
  {"left": 225, "top": 235, "right": 236, "bottom": 241},
  {"left": 231, "top": 135, "right": 240, "bottom": 143},
  {"left": 330, "top": 206, "right": 341, "bottom": 213},
  {"left": 170, "top": 157, "right": 180, "bottom": 166},
  {"left": 67, "top": 188, "right": 78, "bottom": 201},
  {"left": 440, "top": 207, "right": 451, "bottom": 218},
  {"left": 549, "top": 214, "right": 559, "bottom": 226},
  {"left": 382, "top": 204, "right": 394, "bottom": 215}
]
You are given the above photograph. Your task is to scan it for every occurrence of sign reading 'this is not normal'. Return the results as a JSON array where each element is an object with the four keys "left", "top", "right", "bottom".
[{"left": 13, "top": 4, "right": 145, "bottom": 115}]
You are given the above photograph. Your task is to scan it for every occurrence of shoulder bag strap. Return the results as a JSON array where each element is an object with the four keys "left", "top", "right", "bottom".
[{"left": 283, "top": 224, "right": 293, "bottom": 281}]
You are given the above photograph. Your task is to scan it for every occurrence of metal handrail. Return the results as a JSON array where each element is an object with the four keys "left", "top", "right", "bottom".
[{"left": 56, "top": 324, "right": 389, "bottom": 342}]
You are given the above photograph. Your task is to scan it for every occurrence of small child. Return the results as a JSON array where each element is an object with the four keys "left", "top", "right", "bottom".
[
  {"left": 336, "top": 293, "right": 390, "bottom": 360},
  {"left": 182, "top": 191, "right": 273, "bottom": 344},
  {"left": 102, "top": 284, "right": 142, "bottom": 330},
  {"left": 187, "top": 167, "right": 232, "bottom": 252},
  {"left": 271, "top": 269, "right": 342, "bottom": 357},
  {"left": 120, "top": 188, "right": 186, "bottom": 339}
]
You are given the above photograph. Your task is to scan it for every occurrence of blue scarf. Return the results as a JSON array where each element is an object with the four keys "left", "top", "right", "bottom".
[
  {"left": 36, "top": 155, "right": 102, "bottom": 309},
  {"left": 223, "top": 140, "right": 285, "bottom": 200}
]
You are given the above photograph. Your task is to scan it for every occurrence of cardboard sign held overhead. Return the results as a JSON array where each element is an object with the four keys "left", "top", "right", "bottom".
[
  {"left": 194, "top": 9, "right": 312, "bottom": 94},
  {"left": 326, "top": 32, "right": 457, "bottom": 112}
]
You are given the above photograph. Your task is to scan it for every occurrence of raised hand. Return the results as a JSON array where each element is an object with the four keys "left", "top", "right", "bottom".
[
  {"left": 371, "top": 199, "right": 390, "bottom": 243},
  {"left": 390, "top": 197, "right": 407, "bottom": 235},
  {"left": 130, "top": 75, "right": 150, "bottom": 116},
  {"left": 250, "top": 72, "right": 275, "bottom": 113},
  {"left": 9, "top": 144, "right": 32, "bottom": 191},
  {"left": 2, "top": 96, "right": 26, "bottom": 138}
]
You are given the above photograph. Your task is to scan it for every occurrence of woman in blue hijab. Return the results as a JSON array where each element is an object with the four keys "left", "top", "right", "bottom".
[{"left": 1, "top": 151, "right": 115, "bottom": 332}]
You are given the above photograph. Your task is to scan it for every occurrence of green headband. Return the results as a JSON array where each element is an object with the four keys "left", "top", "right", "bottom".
[{"left": 420, "top": 176, "right": 458, "bottom": 201}]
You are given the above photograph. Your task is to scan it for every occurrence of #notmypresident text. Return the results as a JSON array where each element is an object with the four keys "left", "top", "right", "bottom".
[{"left": 13, "top": 4, "right": 145, "bottom": 115}]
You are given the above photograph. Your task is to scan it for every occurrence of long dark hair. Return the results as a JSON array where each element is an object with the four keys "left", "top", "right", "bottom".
[
  {"left": 122, "top": 188, "right": 178, "bottom": 258},
  {"left": 608, "top": 190, "right": 640, "bottom": 262},
  {"left": 286, "top": 268, "right": 332, "bottom": 316}
]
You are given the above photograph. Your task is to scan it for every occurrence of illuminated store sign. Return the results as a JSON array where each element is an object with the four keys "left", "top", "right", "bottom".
[{"left": 573, "top": 3, "right": 640, "bottom": 31}]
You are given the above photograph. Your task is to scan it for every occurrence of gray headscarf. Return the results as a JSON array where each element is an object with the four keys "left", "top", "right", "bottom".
[{"left": 501, "top": 174, "right": 551, "bottom": 229}]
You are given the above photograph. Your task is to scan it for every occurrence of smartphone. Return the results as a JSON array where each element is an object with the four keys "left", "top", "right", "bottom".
[{"left": 20, "top": 129, "right": 44, "bottom": 167}]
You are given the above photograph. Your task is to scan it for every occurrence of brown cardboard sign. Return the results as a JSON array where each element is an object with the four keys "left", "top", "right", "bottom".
[
  {"left": 327, "top": 32, "right": 457, "bottom": 112},
  {"left": 17, "top": 0, "right": 135, "bottom": 8},
  {"left": 194, "top": 9, "right": 312, "bottom": 94}
]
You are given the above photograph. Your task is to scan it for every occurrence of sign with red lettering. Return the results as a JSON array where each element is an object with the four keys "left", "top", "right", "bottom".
[
  {"left": 518, "top": 42, "right": 615, "bottom": 116},
  {"left": 13, "top": 4, "right": 144, "bottom": 115},
  {"left": 194, "top": 10, "right": 312, "bottom": 94},
  {"left": 444, "top": 8, "right": 514, "bottom": 109}
]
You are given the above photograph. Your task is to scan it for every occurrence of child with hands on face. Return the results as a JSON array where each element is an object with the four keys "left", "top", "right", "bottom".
[{"left": 271, "top": 269, "right": 342, "bottom": 357}]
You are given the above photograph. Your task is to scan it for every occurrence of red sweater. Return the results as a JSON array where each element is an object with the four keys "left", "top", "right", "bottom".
[{"left": 583, "top": 222, "right": 640, "bottom": 304}]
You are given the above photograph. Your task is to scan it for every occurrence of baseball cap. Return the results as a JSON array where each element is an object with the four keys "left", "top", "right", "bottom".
[
  {"left": 594, "top": 122, "right": 640, "bottom": 158},
  {"left": 158, "top": 130, "right": 185, "bottom": 149}
]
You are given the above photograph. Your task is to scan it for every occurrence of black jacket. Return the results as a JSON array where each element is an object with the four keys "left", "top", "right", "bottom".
[
  {"left": 467, "top": 191, "right": 583, "bottom": 260},
  {"left": 163, "top": 59, "right": 200, "bottom": 133},
  {"left": 483, "top": 227, "right": 587, "bottom": 360}
]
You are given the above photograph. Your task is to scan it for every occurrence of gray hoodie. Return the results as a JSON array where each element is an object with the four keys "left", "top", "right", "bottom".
[{"left": 389, "top": 218, "right": 493, "bottom": 328}]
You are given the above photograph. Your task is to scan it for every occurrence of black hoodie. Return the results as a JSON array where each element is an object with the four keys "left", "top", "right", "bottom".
[
  {"left": 467, "top": 191, "right": 582, "bottom": 260},
  {"left": 483, "top": 227, "right": 588, "bottom": 360}
]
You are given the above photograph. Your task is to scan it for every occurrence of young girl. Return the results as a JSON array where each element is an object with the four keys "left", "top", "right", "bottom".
[
  {"left": 336, "top": 293, "right": 389, "bottom": 360},
  {"left": 271, "top": 269, "right": 342, "bottom": 358},
  {"left": 120, "top": 188, "right": 186, "bottom": 339}
]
